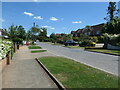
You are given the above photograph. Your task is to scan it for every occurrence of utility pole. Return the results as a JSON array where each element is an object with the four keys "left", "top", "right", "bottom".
[
  {"left": 33, "top": 22, "right": 36, "bottom": 27},
  {"left": 118, "top": 1, "right": 120, "bottom": 18}
]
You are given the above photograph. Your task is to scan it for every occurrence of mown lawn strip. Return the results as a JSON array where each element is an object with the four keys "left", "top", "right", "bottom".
[
  {"left": 87, "top": 49, "right": 120, "bottom": 55},
  {"left": 28, "top": 45, "right": 42, "bottom": 49},
  {"left": 39, "top": 56, "right": 118, "bottom": 88},
  {"left": 31, "top": 50, "right": 47, "bottom": 53}
]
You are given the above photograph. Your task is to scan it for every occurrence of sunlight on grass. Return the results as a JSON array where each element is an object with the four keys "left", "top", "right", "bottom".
[
  {"left": 87, "top": 49, "right": 120, "bottom": 55},
  {"left": 28, "top": 45, "right": 42, "bottom": 49},
  {"left": 39, "top": 56, "right": 118, "bottom": 88}
]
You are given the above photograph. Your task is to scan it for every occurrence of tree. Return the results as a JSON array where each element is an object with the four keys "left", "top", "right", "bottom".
[
  {"left": 7, "top": 25, "right": 26, "bottom": 44},
  {"left": 26, "top": 30, "right": 32, "bottom": 41},
  {"left": 17, "top": 25, "right": 26, "bottom": 40},
  {"left": 103, "top": 2, "right": 120, "bottom": 34},
  {"left": 85, "top": 25, "right": 91, "bottom": 29},
  {"left": 50, "top": 33, "right": 56, "bottom": 40},
  {"left": 30, "top": 23, "right": 40, "bottom": 41},
  {"left": 104, "top": 2, "right": 117, "bottom": 22},
  {"left": 63, "top": 34, "right": 72, "bottom": 41},
  {"left": 40, "top": 28, "right": 47, "bottom": 37},
  {"left": 38, "top": 28, "right": 47, "bottom": 42}
]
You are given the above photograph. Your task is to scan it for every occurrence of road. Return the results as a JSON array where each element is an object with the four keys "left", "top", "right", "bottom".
[{"left": 37, "top": 42, "right": 119, "bottom": 76}]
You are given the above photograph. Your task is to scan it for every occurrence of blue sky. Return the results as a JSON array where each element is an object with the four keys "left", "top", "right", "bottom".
[{"left": 2, "top": 2, "right": 109, "bottom": 35}]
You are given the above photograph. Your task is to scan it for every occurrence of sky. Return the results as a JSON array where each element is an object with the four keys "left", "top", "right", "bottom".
[{"left": 1, "top": 2, "right": 113, "bottom": 35}]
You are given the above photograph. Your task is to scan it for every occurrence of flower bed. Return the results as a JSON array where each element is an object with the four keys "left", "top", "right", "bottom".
[{"left": 0, "top": 39, "right": 13, "bottom": 60}]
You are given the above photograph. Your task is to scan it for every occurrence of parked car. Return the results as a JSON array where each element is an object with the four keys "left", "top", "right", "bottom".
[{"left": 64, "top": 40, "right": 78, "bottom": 46}]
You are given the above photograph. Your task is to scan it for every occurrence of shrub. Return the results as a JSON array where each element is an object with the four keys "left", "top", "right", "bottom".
[
  {"left": 103, "top": 33, "right": 120, "bottom": 46},
  {"left": 97, "top": 36, "right": 105, "bottom": 43},
  {"left": 89, "top": 36, "right": 98, "bottom": 43},
  {"left": 0, "top": 39, "right": 13, "bottom": 60},
  {"left": 79, "top": 40, "right": 96, "bottom": 47},
  {"left": 44, "top": 38, "right": 52, "bottom": 42},
  {"left": 73, "top": 37, "right": 79, "bottom": 42}
]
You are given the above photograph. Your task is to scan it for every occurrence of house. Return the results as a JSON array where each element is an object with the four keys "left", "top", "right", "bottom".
[{"left": 71, "top": 23, "right": 105, "bottom": 37}]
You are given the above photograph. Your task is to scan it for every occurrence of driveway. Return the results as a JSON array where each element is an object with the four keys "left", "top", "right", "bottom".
[{"left": 37, "top": 42, "right": 119, "bottom": 76}]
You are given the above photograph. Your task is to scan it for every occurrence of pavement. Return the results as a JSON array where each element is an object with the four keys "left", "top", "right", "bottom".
[
  {"left": 2, "top": 46, "right": 58, "bottom": 88},
  {"left": 37, "top": 42, "right": 119, "bottom": 76}
]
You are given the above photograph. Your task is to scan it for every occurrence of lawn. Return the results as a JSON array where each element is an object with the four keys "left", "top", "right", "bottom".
[
  {"left": 39, "top": 56, "right": 118, "bottom": 88},
  {"left": 66, "top": 46, "right": 85, "bottom": 49},
  {"left": 31, "top": 50, "right": 47, "bottom": 53},
  {"left": 44, "top": 42, "right": 53, "bottom": 44},
  {"left": 28, "top": 45, "right": 42, "bottom": 49},
  {"left": 87, "top": 49, "right": 120, "bottom": 55}
]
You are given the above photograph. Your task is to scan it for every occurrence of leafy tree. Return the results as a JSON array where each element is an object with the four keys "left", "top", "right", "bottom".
[
  {"left": 7, "top": 25, "right": 27, "bottom": 44},
  {"left": 103, "top": 2, "right": 120, "bottom": 34},
  {"left": 63, "top": 34, "right": 72, "bottom": 41},
  {"left": 30, "top": 24, "right": 40, "bottom": 41},
  {"left": 50, "top": 33, "right": 56, "bottom": 40},
  {"left": 17, "top": 25, "right": 26, "bottom": 40},
  {"left": 85, "top": 25, "right": 91, "bottom": 29},
  {"left": 26, "top": 30, "right": 32, "bottom": 41},
  {"left": 104, "top": 2, "right": 118, "bottom": 22},
  {"left": 38, "top": 28, "right": 47, "bottom": 42}
]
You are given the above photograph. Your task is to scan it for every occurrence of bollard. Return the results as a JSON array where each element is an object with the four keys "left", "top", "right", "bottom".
[{"left": 17, "top": 44, "right": 19, "bottom": 50}]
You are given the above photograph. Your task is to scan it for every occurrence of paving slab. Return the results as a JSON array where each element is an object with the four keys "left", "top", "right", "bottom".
[{"left": 2, "top": 46, "right": 58, "bottom": 88}]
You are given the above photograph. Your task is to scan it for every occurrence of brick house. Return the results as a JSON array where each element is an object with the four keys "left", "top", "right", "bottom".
[{"left": 71, "top": 23, "right": 105, "bottom": 37}]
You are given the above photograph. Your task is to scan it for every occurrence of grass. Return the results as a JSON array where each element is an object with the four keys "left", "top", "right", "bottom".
[
  {"left": 31, "top": 50, "right": 47, "bottom": 53},
  {"left": 87, "top": 49, "right": 120, "bottom": 55},
  {"left": 66, "top": 46, "right": 85, "bottom": 49},
  {"left": 28, "top": 45, "right": 42, "bottom": 49},
  {"left": 44, "top": 42, "right": 53, "bottom": 44},
  {"left": 39, "top": 56, "right": 118, "bottom": 88}
]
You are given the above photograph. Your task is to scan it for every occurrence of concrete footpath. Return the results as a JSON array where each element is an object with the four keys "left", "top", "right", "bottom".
[{"left": 2, "top": 46, "right": 58, "bottom": 88}]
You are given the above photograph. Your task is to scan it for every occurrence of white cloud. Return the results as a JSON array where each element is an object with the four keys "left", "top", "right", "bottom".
[
  {"left": 41, "top": 26, "right": 55, "bottom": 30},
  {"left": 72, "top": 21, "right": 82, "bottom": 24},
  {"left": 24, "top": 12, "right": 34, "bottom": 16},
  {"left": 34, "top": 16, "right": 43, "bottom": 20},
  {"left": 0, "top": 18, "right": 5, "bottom": 22},
  {"left": 33, "top": 0, "right": 38, "bottom": 2},
  {"left": 50, "top": 17, "right": 58, "bottom": 21}
]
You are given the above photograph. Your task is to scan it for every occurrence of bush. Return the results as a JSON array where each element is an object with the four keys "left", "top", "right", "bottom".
[
  {"left": 79, "top": 40, "right": 96, "bottom": 47},
  {"left": 73, "top": 37, "right": 79, "bottom": 42},
  {"left": 97, "top": 36, "right": 105, "bottom": 43},
  {"left": 44, "top": 38, "right": 52, "bottom": 42},
  {"left": 109, "top": 35, "right": 120, "bottom": 46},
  {"left": 0, "top": 39, "right": 13, "bottom": 60},
  {"left": 56, "top": 40, "right": 64, "bottom": 44},
  {"left": 103, "top": 33, "right": 120, "bottom": 46},
  {"left": 89, "top": 36, "right": 98, "bottom": 43}
]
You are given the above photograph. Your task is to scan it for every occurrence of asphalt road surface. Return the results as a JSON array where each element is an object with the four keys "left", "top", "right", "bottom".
[{"left": 37, "top": 42, "right": 119, "bottom": 76}]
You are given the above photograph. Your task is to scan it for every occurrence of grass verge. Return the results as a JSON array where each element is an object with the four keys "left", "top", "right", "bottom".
[
  {"left": 28, "top": 45, "right": 42, "bottom": 49},
  {"left": 39, "top": 56, "right": 118, "bottom": 88},
  {"left": 52, "top": 43, "right": 63, "bottom": 46},
  {"left": 86, "top": 49, "right": 120, "bottom": 56},
  {"left": 66, "top": 46, "right": 85, "bottom": 49},
  {"left": 31, "top": 50, "right": 47, "bottom": 53}
]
